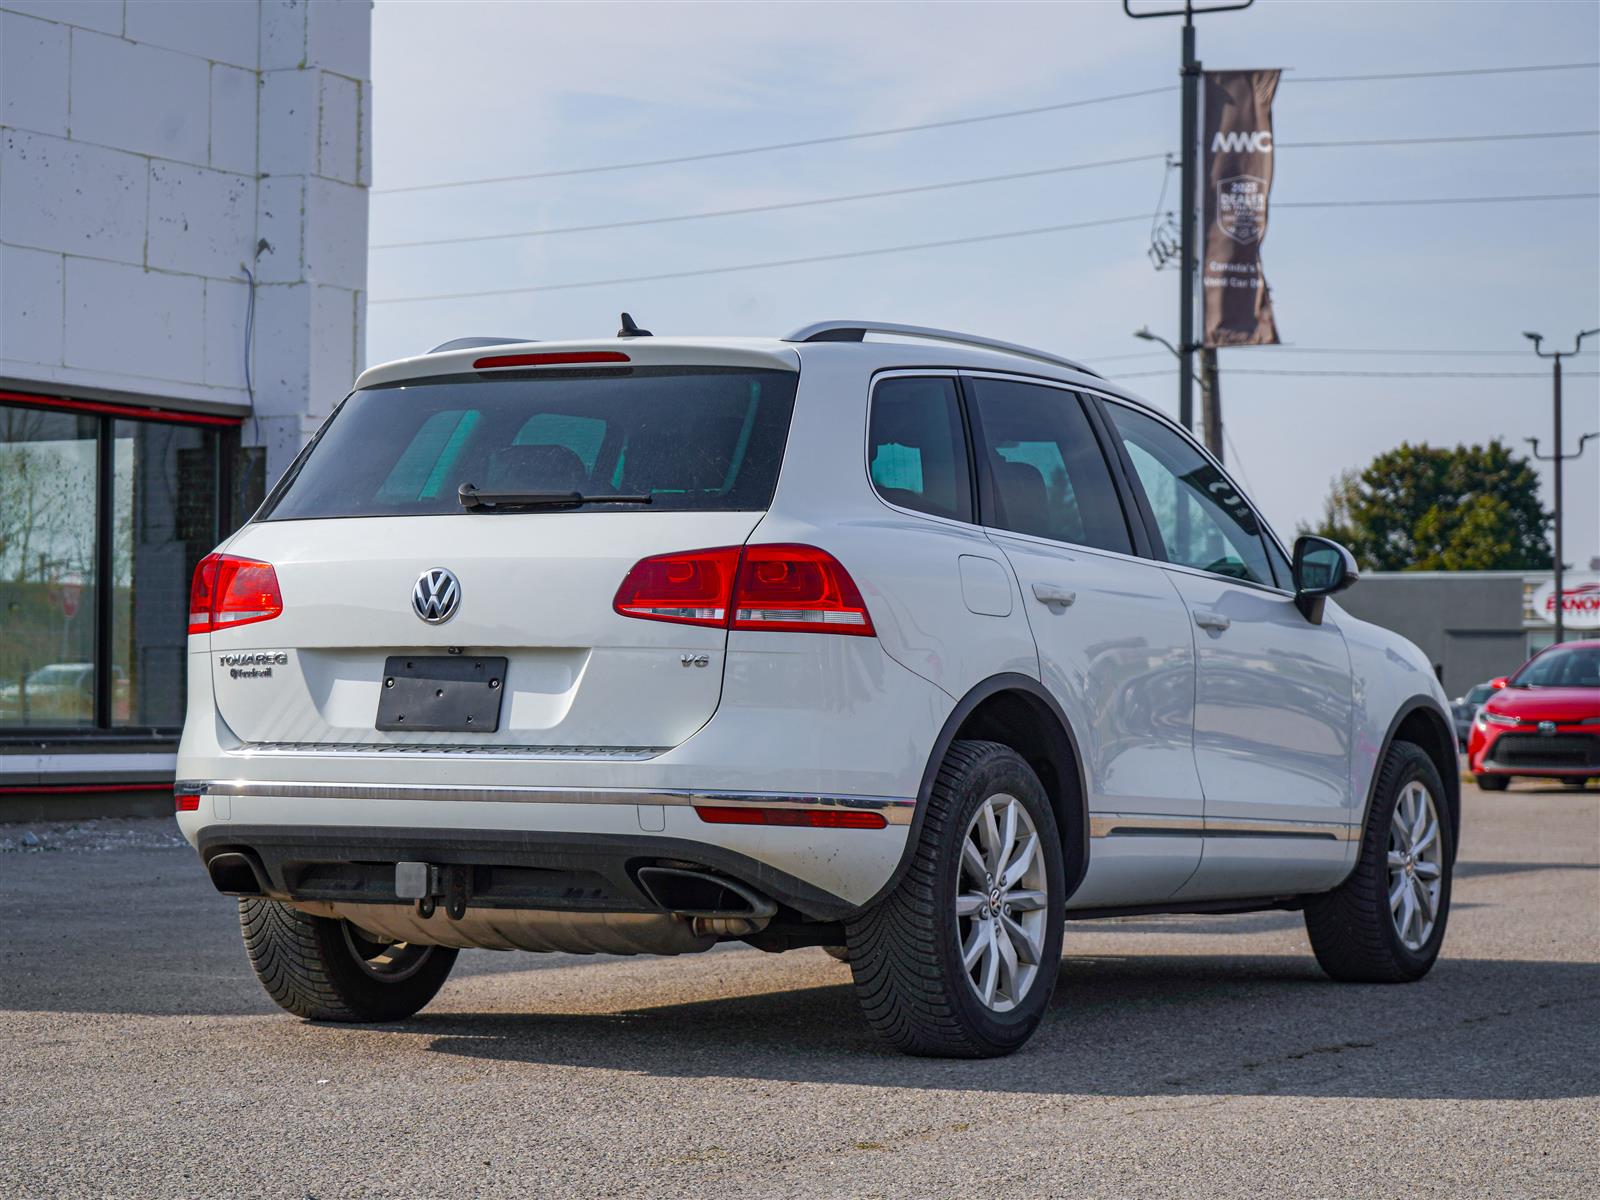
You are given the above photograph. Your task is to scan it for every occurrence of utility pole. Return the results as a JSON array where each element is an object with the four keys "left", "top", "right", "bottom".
[
  {"left": 1200, "top": 346, "right": 1222, "bottom": 460},
  {"left": 1523, "top": 327, "right": 1599, "bottom": 644},
  {"left": 1123, "top": 0, "right": 1254, "bottom": 434}
]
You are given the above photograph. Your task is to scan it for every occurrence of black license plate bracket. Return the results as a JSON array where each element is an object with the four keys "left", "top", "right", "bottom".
[{"left": 375, "top": 655, "right": 507, "bottom": 733}]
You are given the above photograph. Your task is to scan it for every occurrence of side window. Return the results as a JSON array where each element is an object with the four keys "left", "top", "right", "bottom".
[
  {"left": 1264, "top": 534, "right": 1293, "bottom": 590},
  {"left": 868, "top": 376, "right": 972, "bottom": 522},
  {"left": 1104, "top": 402, "right": 1274, "bottom": 586},
  {"left": 968, "top": 378, "right": 1131, "bottom": 554}
]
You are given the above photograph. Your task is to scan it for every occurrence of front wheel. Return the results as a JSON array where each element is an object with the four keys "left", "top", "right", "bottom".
[
  {"left": 1304, "top": 741, "right": 1453, "bottom": 982},
  {"left": 239, "top": 898, "right": 458, "bottom": 1022},
  {"left": 1475, "top": 773, "right": 1510, "bottom": 792},
  {"left": 845, "top": 740, "right": 1066, "bottom": 1058}
]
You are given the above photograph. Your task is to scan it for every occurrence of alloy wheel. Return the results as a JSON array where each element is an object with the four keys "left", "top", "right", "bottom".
[
  {"left": 956, "top": 793, "right": 1050, "bottom": 1012},
  {"left": 1387, "top": 781, "right": 1443, "bottom": 952}
]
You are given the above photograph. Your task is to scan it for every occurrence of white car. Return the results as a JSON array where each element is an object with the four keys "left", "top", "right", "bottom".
[{"left": 176, "top": 320, "right": 1458, "bottom": 1057}]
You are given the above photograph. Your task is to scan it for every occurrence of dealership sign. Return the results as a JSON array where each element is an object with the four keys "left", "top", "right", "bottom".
[
  {"left": 1202, "top": 69, "right": 1281, "bottom": 347},
  {"left": 1529, "top": 578, "right": 1600, "bottom": 629}
]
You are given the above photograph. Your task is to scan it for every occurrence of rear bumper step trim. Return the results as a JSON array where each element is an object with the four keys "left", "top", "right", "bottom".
[{"left": 176, "top": 778, "right": 916, "bottom": 824}]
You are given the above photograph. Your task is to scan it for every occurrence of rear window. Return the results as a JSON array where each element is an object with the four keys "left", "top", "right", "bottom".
[{"left": 262, "top": 367, "right": 798, "bottom": 520}]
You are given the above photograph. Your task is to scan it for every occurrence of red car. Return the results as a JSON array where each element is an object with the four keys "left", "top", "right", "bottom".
[{"left": 1468, "top": 639, "right": 1600, "bottom": 790}]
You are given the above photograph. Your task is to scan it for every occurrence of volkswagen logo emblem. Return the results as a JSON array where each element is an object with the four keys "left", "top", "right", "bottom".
[
  {"left": 1538, "top": 720, "right": 1557, "bottom": 737},
  {"left": 412, "top": 567, "right": 460, "bottom": 624}
]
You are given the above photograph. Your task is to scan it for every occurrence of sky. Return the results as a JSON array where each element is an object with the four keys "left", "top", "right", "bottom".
[{"left": 366, "top": 0, "right": 1600, "bottom": 566}]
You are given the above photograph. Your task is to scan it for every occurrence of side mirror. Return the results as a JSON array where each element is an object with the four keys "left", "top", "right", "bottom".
[
  {"left": 1292, "top": 535, "right": 1358, "bottom": 624},
  {"left": 1489, "top": 677, "right": 1508, "bottom": 690}
]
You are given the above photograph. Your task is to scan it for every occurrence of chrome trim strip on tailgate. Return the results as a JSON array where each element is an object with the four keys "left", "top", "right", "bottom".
[
  {"left": 234, "top": 742, "right": 668, "bottom": 761},
  {"left": 175, "top": 779, "right": 916, "bottom": 825}
]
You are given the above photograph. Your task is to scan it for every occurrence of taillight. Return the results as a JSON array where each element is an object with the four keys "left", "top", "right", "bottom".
[
  {"left": 188, "top": 553, "right": 284, "bottom": 635},
  {"left": 732, "top": 544, "right": 874, "bottom": 636},
  {"left": 613, "top": 544, "right": 874, "bottom": 636},
  {"left": 694, "top": 805, "right": 887, "bottom": 829},
  {"left": 613, "top": 546, "right": 742, "bottom": 627},
  {"left": 175, "top": 793, "right": 200, "bottom": 812}
]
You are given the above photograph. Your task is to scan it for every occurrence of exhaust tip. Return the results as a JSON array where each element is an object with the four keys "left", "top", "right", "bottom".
[
  {"left": 206, "top": 850, "right": 269, "bottom": 897},
  {"left": 635, "top": 866, "right": 777, "bottom": 920}
]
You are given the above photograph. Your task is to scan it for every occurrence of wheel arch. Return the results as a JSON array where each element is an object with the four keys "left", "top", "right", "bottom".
[
  {"left": 859, "top": 673, "right": 1090, "bottom": 913},
  {"left": 1369, "top": 697, "right": 1461, "bottom": 862}
]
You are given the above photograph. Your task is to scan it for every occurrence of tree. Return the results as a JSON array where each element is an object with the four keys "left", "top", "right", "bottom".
[{"left": 1307, "top": 439, "right": 1552, "bottom": 571}]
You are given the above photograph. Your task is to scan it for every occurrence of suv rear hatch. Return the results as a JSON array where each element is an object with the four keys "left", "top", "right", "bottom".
[{"left": 201, "top": 348, "right": 799, "bottom": 751}]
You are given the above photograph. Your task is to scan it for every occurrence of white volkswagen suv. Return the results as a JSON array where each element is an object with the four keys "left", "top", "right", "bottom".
[{"left": 177, "top": 320, "right": 1458, "bottom": 1057}]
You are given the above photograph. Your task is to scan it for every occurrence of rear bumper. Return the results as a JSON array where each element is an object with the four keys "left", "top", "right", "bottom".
[
  {"left": 195, "top": 823, "right": 859, "bottom": 920},
  {"left": 176, "top": 781, "right": 911, "bottom": 916}
]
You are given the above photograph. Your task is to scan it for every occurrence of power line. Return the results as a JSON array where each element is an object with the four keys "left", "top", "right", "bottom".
[
  {"left": 1277, "top": 129, "right": 1598, "bottom": 150},
  {"left": 373, "top": 61, "right": 1600, "bottom": 196},
  {"left": 1106, "top": 368, "right": 1600, "bottom": 379},
  {"left": 1289, "top": 61, "right": 1599, "bottom": 84},
  {"left": 370, "top": 213, "right": 1154, "bottom": 304},
  {"left": 1093, "top": 345, "right": 1600, "bottom": 361},
  {"left": 1278, "top": 192, "right": 1599, "bottom": 210},
  {"left": 371, "top": 153, "right": 1167, "bottom": 250},
  {"left": 1234, "top": 368, "right": 1600, "bottom": 379},
  {"left": 1247, "top": 345, "right": 1598, "bottom": 357},
  {"left": 372, "top": 130, "right": 1599, "bottom": 251},
  {"left": 373, "top": 85, "right": 1176, "bottom": 195},
  {"left": 369, "top": 192, "right": 1600, "bottom": 305}
]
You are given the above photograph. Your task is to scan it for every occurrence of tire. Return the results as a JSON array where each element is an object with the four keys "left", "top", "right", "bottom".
[
  {"left": 845, "top": 740, "right": 1066, "bottom": 1058},
  {"left": 1561, "top": 778, "right": 1589, "bottom": 789},
  {"left": 1305, "top": 741, "right": 1453, "bottom": 983},
  {"left": 239, "top": 898, "right": 458, "bottom": 1022},
  {"left": 1475, "top": 773, "right": 1510, "bottom": 792}
]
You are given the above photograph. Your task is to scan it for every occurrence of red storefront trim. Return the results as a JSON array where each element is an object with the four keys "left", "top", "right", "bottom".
[
  {"left": 0, "top": 389, "right": 245, "bottom": 427},
  {"left": 0, "top": 782, "right": 172, "bottom": 796}
]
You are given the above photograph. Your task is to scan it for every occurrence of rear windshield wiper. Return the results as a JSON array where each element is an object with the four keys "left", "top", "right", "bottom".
[{"left": 457, "top": 482, "right": 653, "bottom": 511}]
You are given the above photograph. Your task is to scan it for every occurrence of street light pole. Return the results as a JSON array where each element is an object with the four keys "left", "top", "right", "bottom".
[
  {"left": 1123, "top": 0, "right": 1254, "bottom": 434},
  {"left": 1134, "top": 327, "right": 1223, "bottom": 462},
  {"left": 1523, "top": 327, "right": 1600, "bottom": 644}
]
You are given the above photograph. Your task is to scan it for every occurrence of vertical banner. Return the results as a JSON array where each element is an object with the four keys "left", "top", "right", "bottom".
[{"left": 1202, "top": 69, "right": 1281, "bottom": 346}]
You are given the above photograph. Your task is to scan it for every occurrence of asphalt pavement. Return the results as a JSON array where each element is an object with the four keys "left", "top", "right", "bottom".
[{"left": 2, "top": 782, "right": 1595, "bottom": 1199}]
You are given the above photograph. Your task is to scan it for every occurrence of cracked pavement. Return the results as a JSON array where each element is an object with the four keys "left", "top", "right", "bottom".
[{"left": 1, "top": 784, "right": 1595, "bottom": 1198}]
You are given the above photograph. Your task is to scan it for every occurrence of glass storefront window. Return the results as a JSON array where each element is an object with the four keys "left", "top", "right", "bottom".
[
  {"left": 0, "top": 408, "right": 101, "bottom": 728},
  {"left": 0, "top": 397, "right": 244, "bottom": 734},
  {"left": 112, "top": 420, "right": 222, "bottom": 728}
]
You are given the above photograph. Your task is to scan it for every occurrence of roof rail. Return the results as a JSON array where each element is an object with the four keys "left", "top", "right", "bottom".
[
  {"left": 782, "top": 321, "right": 1100, "bottom": 378},
  {"left": 428, "top": 336, "right": 535, "bottom": 354}
]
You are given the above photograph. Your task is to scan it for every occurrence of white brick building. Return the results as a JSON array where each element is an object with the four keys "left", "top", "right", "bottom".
[{"left": 0, "top": 0, "right": 372, "bottom": 804}]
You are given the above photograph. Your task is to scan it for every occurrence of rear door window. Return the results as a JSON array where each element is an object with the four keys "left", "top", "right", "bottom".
[
  {"left": 263, "top": 367, "right": 798, "bottom": 519},
  {"left": 967, "top": 378, "right": 1132, "bottom": 554},
  {"left": 867, "top": 376, "right": 972, "bottom": 522}
]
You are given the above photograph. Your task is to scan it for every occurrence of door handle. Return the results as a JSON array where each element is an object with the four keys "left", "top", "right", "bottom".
[
  {"left": 1193, "top": 609, "right": 1231, "bottom": 632},
  {"left": 1032, "top": 583, "right": 1077, "bottom": 609}
]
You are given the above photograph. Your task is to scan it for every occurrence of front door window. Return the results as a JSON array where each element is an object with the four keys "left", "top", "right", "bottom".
[{"left": 1104, "top": 402, "right": 1275, "bottom": 586}]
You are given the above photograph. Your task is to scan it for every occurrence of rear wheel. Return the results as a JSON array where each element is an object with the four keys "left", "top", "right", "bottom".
[
  {"left": 845, "top": 740, "right": 1065, "bottom": 1058},
  {"left": 239, "top": 898, "right": 457, "bottom": 1022},
  {"left": 1475, "top": 773, "right": 1510, "bottom": 792},
  {"left": 1561, "top": 778, "right": 1590, "bottom": 789},
  {"left": 1305, "top": 741, "right": 1453, "bottom": 982}
]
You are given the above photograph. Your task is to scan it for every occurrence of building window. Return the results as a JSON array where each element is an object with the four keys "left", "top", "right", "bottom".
[{"left": 0, "top": 395, "right": 247, "bottom": 735}]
